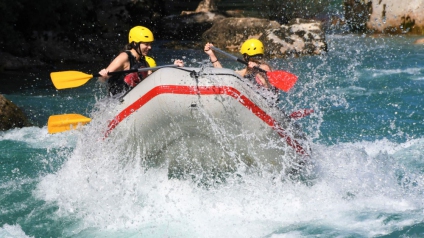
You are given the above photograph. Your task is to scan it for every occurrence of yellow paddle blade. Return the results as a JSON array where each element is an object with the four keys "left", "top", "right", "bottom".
[
  {"left": 50, "top": 71, "right": 94, "bottom": 89},
  {"left": 47, "top": 114, "right": 91, "bottom": 134}
]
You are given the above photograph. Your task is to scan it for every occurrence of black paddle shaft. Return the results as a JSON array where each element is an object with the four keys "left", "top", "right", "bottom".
[
  {"left": 93, "top": 65, "right": 179, "bottom": 77},
  {"left": 211, "top": 46, "right": 267, "bottom": 73}
]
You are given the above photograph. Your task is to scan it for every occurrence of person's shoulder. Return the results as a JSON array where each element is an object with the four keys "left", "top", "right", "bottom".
[
  {"left": 115, "top": 52, "right": 131, "bottom": 60},
  {"left": 120, "top": 51, "right": 132, "bottom": 57},
  {"left": 108, "top": 52, "right": 130, "bottom": 67}
]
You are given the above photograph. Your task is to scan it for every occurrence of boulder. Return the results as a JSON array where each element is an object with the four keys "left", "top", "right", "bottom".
[
  {"left": 0, "top": 94, "right": 31, "bottom": 131},
  {"left": 159, "top": 12, "right": 226, "bottom": 40},
  {"left": 344, "top": 0, "right": 372, "bottom": 32},
  {"left": 344, "top": 0, "right": 424, "bottom": 34},
  {"left": 202, "top": 17, "right": 326, "bottom": 57},
  {"left": 264, "top": 18, "right": 327, "bottom": 57},
  {"left": 202, "top": 17, "right": 281, "bottom": 51}
]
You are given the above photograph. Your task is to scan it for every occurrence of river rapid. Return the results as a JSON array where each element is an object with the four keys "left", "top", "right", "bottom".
[{"left": 1, "top": 34, "right": 424, "bottom": 237}]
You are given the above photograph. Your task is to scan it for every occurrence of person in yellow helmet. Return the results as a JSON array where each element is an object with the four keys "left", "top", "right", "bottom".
[
  {"left": 98, "top": 26, "right": 184, "bottom": 96},
  {"left": 204, "top": 39, "right": 273, "bottom": 88}
]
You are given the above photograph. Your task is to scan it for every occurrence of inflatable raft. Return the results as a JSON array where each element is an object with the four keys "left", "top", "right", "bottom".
[{"left": 104, "top": 67, "right": 311, "bottom": 178}]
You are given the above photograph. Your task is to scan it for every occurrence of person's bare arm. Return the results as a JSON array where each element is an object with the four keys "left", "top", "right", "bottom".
[
  {"left": 98, "top": 53, "right": 129, "bottom": 82},
  {"left": 204, "top": 42, "right": 223, "bottom": 68}
]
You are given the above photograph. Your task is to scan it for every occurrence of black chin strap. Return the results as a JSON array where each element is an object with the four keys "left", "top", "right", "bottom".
[{"left": 133, "top": 42, "right": 143, "bottom": 60}]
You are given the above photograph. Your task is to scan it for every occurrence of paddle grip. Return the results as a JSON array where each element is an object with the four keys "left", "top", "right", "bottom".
[
  {"left": 237, "top": 58, "right": 267, "bottom": 73},
  {"left": 235, "top": 57, "right": 267, "bottom": 73}
]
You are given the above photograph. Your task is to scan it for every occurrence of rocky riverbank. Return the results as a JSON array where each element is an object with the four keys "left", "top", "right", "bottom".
[{"left": 0, "top": 95, "right": 32, "bottom": 130}]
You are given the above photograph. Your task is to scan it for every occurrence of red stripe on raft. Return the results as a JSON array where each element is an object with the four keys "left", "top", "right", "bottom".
[{"left": 106, "top": 85, "right": 308, "bottom": 156}]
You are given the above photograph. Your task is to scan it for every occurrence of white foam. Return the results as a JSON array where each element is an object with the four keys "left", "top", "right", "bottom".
[
  {"left": 365, "top": 67, "right": 422, "bottom": 78},
  {"left": 0, "top": 224, "right": 33, "bottom": 238},
  {"left": 0, "top": 126, "right": 78, "bottom": 149},
  {"left": 33, "top": 136, "right": 424, "bottom": 237},
  {"left": 31, "top": 74, "right": 424, "bottom": 236}
]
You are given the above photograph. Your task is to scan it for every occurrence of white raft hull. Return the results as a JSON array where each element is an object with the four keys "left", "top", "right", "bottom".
[{"left": 104, "top": 67, "right": 311, "bottom": 177}]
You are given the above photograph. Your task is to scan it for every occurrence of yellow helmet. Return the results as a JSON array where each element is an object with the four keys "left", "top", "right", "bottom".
[
  {"left": 240, "top": 39, "right": 264, "bottom": 56},
  {"left": 128, "top": 26, "right": 154, "bottom": 43},
  {"left": 145, "top": 56, "right": 156, "bottom": 67}
]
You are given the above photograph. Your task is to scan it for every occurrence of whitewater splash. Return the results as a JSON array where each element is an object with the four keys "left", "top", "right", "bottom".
[
  {"left": 27, "top": 66, "right": 424, "bottom": 235},
  {"left": 23, "top": 82, "right": 424, "bottom": 237},
  {"left": 0, "top": 224, "right": 33, "bottom": 238},
  {"left": 32, "top": 126, "right": 424, "bottom": 237},
  {"left": 30, "top": 39, "right": 424, "bottom": 235}
]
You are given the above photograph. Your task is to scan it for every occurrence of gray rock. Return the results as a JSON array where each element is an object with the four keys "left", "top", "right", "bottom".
[
  {"left": 202, "top": 17, "right": 281, "bottom": 51},
  {"left": 0, "top": 94, "right": 31, "bottom": 131},
  {"left": 264, "top": 18, "right": 327, "bottom": 57},
  {"left": 344, "top": 0, "right": 424, "bottom": 34},
  {"left": 202, "top": 17, "right": 327, "bottom": 57}
]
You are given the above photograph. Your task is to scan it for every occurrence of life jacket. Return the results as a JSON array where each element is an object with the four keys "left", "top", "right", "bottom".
[{"left": 107, "top": 51, "right": 148, "bottom": 96}]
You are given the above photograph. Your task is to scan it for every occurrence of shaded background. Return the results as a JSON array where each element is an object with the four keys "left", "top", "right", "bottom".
[{"left": 0, "top": 0, "right": 341, "bottom": 61}]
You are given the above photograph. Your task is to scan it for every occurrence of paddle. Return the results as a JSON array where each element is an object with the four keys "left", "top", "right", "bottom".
[
  {"left": 47, "top": 114, "right": 91, "bottom": 134},
  {"left": 210, "top": 46, "right": 298, "bottom": 92},
  {"left": 51, "top": 64, "right": 178, "bottom": 89}
]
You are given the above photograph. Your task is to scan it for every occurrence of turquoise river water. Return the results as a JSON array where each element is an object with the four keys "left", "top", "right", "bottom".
[{"left": 1, "top": 34, "right": 424, "bottom": 237}]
